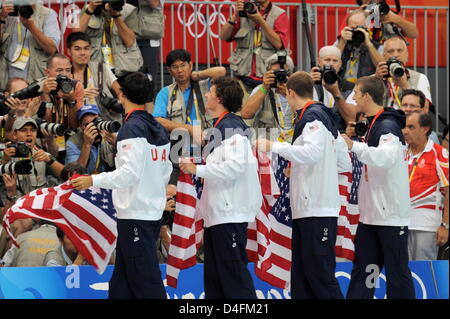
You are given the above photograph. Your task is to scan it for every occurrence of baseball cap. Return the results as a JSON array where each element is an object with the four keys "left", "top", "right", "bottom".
[
  {"left": 77, "top": 104, "right": 100, "bottom": 121},
  {"left": 12, "top": 117, "right": 38, "bottom": 131}
]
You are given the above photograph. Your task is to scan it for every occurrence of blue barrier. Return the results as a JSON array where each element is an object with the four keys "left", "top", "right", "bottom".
[{"left": 0, "top": 261, "right": 447, "bottom": 299}]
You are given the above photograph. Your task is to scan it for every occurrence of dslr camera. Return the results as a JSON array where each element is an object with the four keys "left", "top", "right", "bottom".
[
  {"left": 366, "top": 0, "right": 391, "bottom": 17},
  {"left": 93, "top": 0, "right": 125, "bottom": 16},
  {"left": 50, "top": 75, "right": 75, "bottom": 96},
  {"left": 7, "top": 141, "right": 30, "bottom": 158},
  {"left": 92, "top": 118, "right": 121, "bottom": 134},
  {"left": 354, "top": 119, "right": 369, "bottom": 137},
  {"left": 0, "top": 81, "right": 42, "bottom": 111},
  {"left": 351, "top": 26, "right": 368, "bottom": 47},
  {"left": 239, "top": 0, "right": 260, "bottom": 18},
  {"left": 270, "top": 50, "right": 289, "bottom": 88},
  {"left": 0, "top": 159, "right": 32, "bottom": 175},
  {"left": 100, "top": 94, "right": 124, "bottom": 114},
  {"left": 6, "top": 0, "right": 34, "bottom": 19},
  {"left": 35, "top": 119, "right": 66, "bottom": 138},
  {"left": 385, "top": 57, "right": 405, "bottom": 78},
  {"left": 314, "top": 64, "right": 338, "bottom": 85}
]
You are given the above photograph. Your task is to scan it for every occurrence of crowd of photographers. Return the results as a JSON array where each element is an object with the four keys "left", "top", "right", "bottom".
[{"left": 0, "top": 0, "right": 448, "bottom": 272}]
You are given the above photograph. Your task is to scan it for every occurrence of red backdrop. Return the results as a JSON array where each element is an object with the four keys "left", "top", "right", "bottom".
[{"left": 58, "top": 0, "right": 448, "bottom": 68}]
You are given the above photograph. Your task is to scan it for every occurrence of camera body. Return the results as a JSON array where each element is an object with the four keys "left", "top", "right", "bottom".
[
  {"left": 92, "top": 118, "right": 121, "bottom": 134},
  {"left": 8, "top": 1, "right": 34, "bottom": 19},
  {"left": 100, "top": 94, "right": 124, "bottom": 114},
  {"left": 8, "top": 141, "right": 30, "bottom": 158},
  {"left": 351, "top": 26, "right": 368, "bottom": 47},
  {"left": 270, "top": 50, "right": 289, "bottom": 88},
  {"left": 314, "top": 64, "right": 338, "bottom": 85},
  {"left": 94, "top": 0, "right": 125, "bottom": 15},
  {"left": 239, "top": 0, "right": 260, "bottom": 17},
  {"left": 385, "top": 57, "right": 405, "bottom": 78},
  {"left": 367, "top": 0, "right": 390, "bottom": 17},
  {"left": 354, "top": 119, "right": 369, "bottom": 137}
]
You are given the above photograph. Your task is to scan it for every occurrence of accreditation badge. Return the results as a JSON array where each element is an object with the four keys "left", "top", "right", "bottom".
[
  {"left": 11, "top": 47, "right": 30, "bottom": 70},
  {"left": 101, "top": 45, "right": 114, "bottom": 68}
]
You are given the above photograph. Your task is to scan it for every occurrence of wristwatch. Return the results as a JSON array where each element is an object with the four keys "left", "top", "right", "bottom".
[
  {"left": 441, "top": 222, "right": 449, "bottom": 230},
  {"left": 6, "top": 194, "right": 18, "bottom": 201}
]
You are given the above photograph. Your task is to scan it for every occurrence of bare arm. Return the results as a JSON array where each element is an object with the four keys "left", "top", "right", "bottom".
[
  {"left": 21, "top": 18, "right": 57, "bottom": 55},
  {"left": 73, "top": 2, "right": 103, "bottom": 33},
  {"left": 191, "top": 67, "right": 227, "bottom": 81},
  {"left": 382, "top": 12, "right": 419, "bottom": 39},
  {"left": 113, "top": 15, "right": 136, "bottom": 48},
  {"left": 219, "top": 0, "right": 243, "bottom": 41}
]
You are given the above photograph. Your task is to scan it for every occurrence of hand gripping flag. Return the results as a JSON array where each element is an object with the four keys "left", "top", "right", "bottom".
[{"left": 2, "top": 178, "right": 117, "bottom": 274}]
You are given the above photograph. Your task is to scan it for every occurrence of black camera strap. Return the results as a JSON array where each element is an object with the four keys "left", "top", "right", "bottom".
[
  {"left": 192, "top": 81, "right": 209, "bottom": 128},
  {"left": 98, "top": 61, "right": 104, "bottom": 96},
  {"left": 268, "top": 89, "right": 281, "bottom": 127},
  {"left": 314, "top": 84, "right": 325, "bottom": 104}
]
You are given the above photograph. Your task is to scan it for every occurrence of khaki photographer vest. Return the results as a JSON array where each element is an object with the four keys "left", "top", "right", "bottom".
[
  {"left": 83, "top": 4, "right": 143, "bottom": 75},
  {"left": 166, "top": 80, "right": 213, "bottom": 130},
  {"left": 227, "top": 5, "right": 285, "bottom": 78},
  {"left": 0, "top": 5, "right": 51, "bottom": 90},
  {"left": 135, "top": 0, "right": 165, "bottom": 40}
]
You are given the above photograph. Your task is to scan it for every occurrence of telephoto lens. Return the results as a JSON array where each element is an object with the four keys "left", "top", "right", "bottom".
[
  {"left": 0, "top": 159, "right": 33, "bottom": 175},
  {"left": 92, "top": 118, "right": 121, "bottom": 133},
  {"left": 321, "top": 65, "right": 338, "bottom": 85},
  {"left": 386, "top": 57, "right": 405, "bottom": 78},
  {"left": 38, "top": 121, "right": 66, "bottom": 136}
]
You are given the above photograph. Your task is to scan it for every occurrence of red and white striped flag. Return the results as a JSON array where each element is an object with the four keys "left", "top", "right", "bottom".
[{"left": 2, "top": 179, "right": 117, "bottom": 274}]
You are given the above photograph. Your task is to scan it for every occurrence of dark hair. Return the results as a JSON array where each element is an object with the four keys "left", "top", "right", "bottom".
[
  {"left": 166, "top": 49, "right": 191, "bottom": 68},
  {"left": 60, "top": 162, "right": 88, "bottom": 181},
  {"left": 286, "top": 71, "right": 314, "bottom": 99},
  {"left": 5, "top": 77, "right": 29, "bottom": 93},
  {"left": 67, "top": 31, "right": 91, "bottom": 49},
  {"left": 355, "top": 76, "right": 385, "bottom": 105},
  {"left": 401, "top": 89, "right": 426, "bottom": 109},
  {"left": 47, "top": 53, "right": 71, "bottom": 69},
  {"left": 56, "top": 226, "right": 64, "bottom": 240},
  {"left": 120, "top": 72, "right": 154, "bottom": 104},
  {"left": 211, "top": 76, "right": 244, "bottom": 113},
  {"left": 407, "top": 111, "right": 433, "bottom": 137}
]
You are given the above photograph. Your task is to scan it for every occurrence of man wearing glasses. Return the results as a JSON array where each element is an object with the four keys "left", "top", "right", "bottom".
[{"left": 401, "top": 89, "right": 440, "bottom": 144}]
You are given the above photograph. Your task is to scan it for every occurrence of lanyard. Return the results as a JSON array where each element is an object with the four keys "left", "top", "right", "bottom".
[
  {"left": 124, "top": 108, "right": 145, "bottom": 122},
  {"left": 213, "top": 111, "right": 230, "bottom": 128},
  {"left": 295, "top": 100, "right": 315, "bottom": 124},
  {"left": 388, "top": 79, "right": 402, "bottom": 108},
  {"left": 366, "top": 108, "right": 385, "bottom": 141},
  {"left": 408, "top": 156, "right": 420, "bottom": 183},
  {"left": 102, "top": 19, "right": 114, "bottom": 46}
]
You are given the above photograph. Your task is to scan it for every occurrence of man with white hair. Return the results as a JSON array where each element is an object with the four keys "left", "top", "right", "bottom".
[
  {"left": 240, "top": 52, "right": 295, "bottom": 142},
  {"left": 311, "top": 46, "right": 359, "bottom": 131},
  {"left": 375, "top": 36, "right": 432, "bottom": 110}
]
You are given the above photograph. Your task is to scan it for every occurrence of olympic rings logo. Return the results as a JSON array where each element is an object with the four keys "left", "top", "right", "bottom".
[{"left": 176, "top": 0, "right": 231, "bottom": 39}]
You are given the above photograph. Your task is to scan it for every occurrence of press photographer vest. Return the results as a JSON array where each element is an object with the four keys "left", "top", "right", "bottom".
[
  {"left": 166, "top": 80, "right": 213, "bottom": 130},
  {"left": 227, "top": 4, "right": 285, "bottom": 78},
  {"left": 134, "top": 0, "right": 165, "bottom": 40},
  {"left": 85, "top": 61, "right": 122, "bottom": 123},
  {"left": 383, "top": 68, "right": 422, "bottom": 108},
  {"left": 0, "top": 5, "right": 51, "bottom": 90},
  {"left": 83, "top": 4, "right": 143, "bottom": 75},
  {"left": 251, "top": 86, "right": 293, "bottom": 143}
]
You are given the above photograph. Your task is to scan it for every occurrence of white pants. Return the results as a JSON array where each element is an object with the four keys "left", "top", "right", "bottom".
[{"left": 408, "top": 230, "right": 439, "bottom": 261}]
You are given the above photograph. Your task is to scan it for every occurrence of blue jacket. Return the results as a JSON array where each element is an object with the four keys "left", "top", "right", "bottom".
[{"left": 92, "top": 110, "right": 172, "bottom": 221}]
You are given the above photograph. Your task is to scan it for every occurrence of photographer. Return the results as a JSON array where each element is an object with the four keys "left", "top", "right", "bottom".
[
  {"left": 220, "top": 0, "right": 289, "bottom": 92},
  {"left": 74, "top": 0, "right": 143, "bottom": 75},
  {"left": 0, "top": 0, "right": 60, "bottom": 90},
  {"left": 41, "top": 54, "right": 85, "bottom": 131},
  {"left": 375, "top": 36, "right": 432, "bottom": 110},
  {"left": 311, "top": 46, "right": 359, "bottom": 131},
  {"left": 132, "top": 0, "right": 164, "bottom": 92},
  {"left": 1, "top": 117, "right": 64, "bottom": 203},
  {"left": 358, "top": 0, "right": 419, "bottom": 41},
  {"left": 336, "top": 9, "right": 384, "bottom": 86},
  {"left": 240, "top": 52, "right": 294, "bottom": 142},
  {"left": 67, "top": 31, "right": 122, "bottom": 122},
  {"left": 341, "top": 76, "right": 415, "bottom": 299},
  {"left": 0, "top": 77, "right": 41, "bottom": 140},
  {"left": 65, "top": 104, "right": 116, "bottom": 175}
]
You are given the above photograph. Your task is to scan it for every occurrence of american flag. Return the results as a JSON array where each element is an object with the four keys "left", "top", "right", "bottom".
[
  {"left": 166, "top": 152, "right": 360, "bottom": 290},
  {"left": 335, "top": 152, "right": 362, "bottom": 260},
  {"left": 248, "top": 155, "right": 291, "bottom": 290},
  {"left": 2, "top": 179, "right": 117, "bottom": 274}
]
